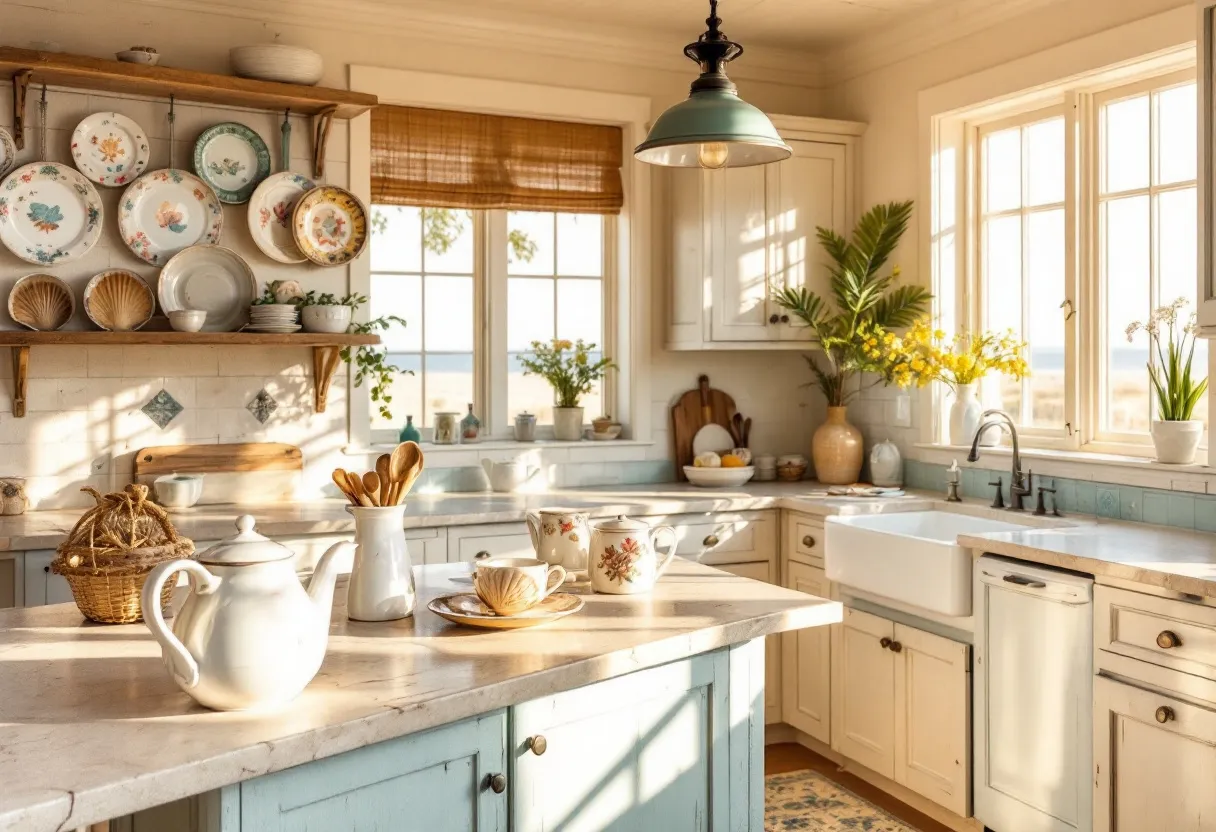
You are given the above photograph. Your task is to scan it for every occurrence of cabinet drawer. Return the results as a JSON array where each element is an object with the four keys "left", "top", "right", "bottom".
[
  {"left": 448, "top": 523, "right": 534, "bottom": 563},
  {"left": 785, "top": 513, "right": 825, "bottom": 566},
  {"left": 655, "top": 511, "right": 776, "bottom": 565},
  {"left": 1096, "top": 585, "right": 1216, "bottom": 682}
]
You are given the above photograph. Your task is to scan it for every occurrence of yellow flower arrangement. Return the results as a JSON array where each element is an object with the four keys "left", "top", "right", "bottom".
[{"left": 891, "top": 320, "right": 1029, "bottom": 391}]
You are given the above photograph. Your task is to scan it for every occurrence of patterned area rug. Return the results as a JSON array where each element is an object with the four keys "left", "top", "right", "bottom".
[{"left": 766, "top": 769, "right": 922, "bottom": 831}]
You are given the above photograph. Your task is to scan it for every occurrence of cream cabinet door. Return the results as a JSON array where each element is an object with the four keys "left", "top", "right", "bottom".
[
  {"left": 893, "top": 623, "right": 970, "bottom": 817},
  {"left": 1094, "top": 675, "right": 1216, "bottom": 832},
  {"left": 718, "top": 560, "right": 782, "bottom": 725},
  {"left": 447, "top": 523, "right": 534, "bottom": 563},
  {"left": 710, "top": 165, "right": 777, "bottom": 342},
  {"left": 831, "top": 607, "right": 896, "bottom": 778},
  {"left": 782, "top": 561, "right": 831, "bottom": 744}
]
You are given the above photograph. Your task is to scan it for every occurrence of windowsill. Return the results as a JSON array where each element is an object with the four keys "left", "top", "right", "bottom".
[
  {"left": 350, "top": 438, "right": 653, "bottom": 454},
  {"left": 342, "top": 439, "right": 657, "bottom": 468},
  {"left": 912, "top": 442, "right": 1214, "bottom": 492}
]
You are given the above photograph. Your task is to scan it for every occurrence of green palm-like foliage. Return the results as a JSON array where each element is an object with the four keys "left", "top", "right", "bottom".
[{"left": 772, "top": 200, "right": 931, "bottom": 406}]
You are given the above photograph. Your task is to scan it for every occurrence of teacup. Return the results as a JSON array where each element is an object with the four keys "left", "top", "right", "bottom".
[{"left": 472, "top": 557, "right": 566, "bottom": 616}]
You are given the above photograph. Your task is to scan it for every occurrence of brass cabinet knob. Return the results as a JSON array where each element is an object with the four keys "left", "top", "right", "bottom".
[
  {"left": 703, "top": 534, "right": 719, "bottom": 547},
  {"left": 769, "top": 313, "right": 780, "bottom": 324},
  {"left": 880, "top": 637, "right": 892, "bottom": 649},
  {"left": 1156, "top": 706, "right": 1176, "bottom": 724},
  {"left": 889, "top": 641, "right": 903, "bottom": 653},
  {"left": 527, "top": 735, "right": 548, "bottom": 756},
  {"left": 802, "top": 535, "right": 816, "bottom": 548},
  {"left": 1157, "top": 630, "right": 1182, "bottom": 649},
  {"left": 780, "top": 314, "right": 790, "bottom": 323},
  {"left": 475, "top": 551, "right": 492, "bottom": 561},
  {"left": 489, "top": 773, "right": 507, "bottom": 794}
]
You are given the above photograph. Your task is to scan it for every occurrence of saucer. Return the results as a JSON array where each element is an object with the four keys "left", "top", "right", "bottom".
[{"left": 428, "top": 592, "right": 584, "bottom": 630}]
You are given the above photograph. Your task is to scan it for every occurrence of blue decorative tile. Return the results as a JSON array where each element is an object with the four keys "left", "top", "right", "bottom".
[
  {"left": 1074, "top": 482, "right": 1096, "bottom": 515},
  {"left": 246, "top": 388, "right": 278, "bottom": 424},
  {"left": 1120, "top": 487, "right": 1143, "bottom": 522},
  {"left": 1096, "top": 486, "right": 1120, "bottom": 519},
  {"left": 141, "top": 389, "right": 183, "bottom": 429},
  {"left": 1169, "top": 494, "right": 1196, "bottom": 529},
  {"left": 1142, "top": 490, "right": 1169, "bottom": 526},
  {"left": 1195, "top": 497, "right": 1216, "bottom": 532},
  {"left": 1055, "top": 479, "right": 1077, "bottom": 513}
]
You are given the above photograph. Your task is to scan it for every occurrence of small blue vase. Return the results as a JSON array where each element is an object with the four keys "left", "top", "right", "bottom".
[{"left": 399, "top": 415, "right": 421, "bottom": 443}]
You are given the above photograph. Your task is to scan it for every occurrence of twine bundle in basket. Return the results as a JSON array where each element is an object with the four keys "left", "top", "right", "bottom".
[{"left": 53, "top": 484, "right": 195, "bottom": 624}]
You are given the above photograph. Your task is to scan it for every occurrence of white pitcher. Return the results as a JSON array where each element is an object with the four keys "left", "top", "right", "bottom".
[
  {"left": 526, "top": 508, "right": 590, "bottom": 571},
  {"left": 588, "top": 515, "right": 678, "bottom": 595},
  {"left": 347, "top": 504, "right": 416, "bottom": 622}
]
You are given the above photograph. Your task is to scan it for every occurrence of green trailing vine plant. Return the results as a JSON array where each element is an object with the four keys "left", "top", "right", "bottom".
[{"left": 341, "top": 315, "right": 410, "bottom": 420}]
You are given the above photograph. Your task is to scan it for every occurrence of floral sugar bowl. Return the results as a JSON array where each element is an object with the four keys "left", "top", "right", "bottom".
[
  {"left": 0, "top": 476, "right": 27, "bottom": 515},
  {"left": 588, "top": 515, "right": 678, "bottom": 595}
]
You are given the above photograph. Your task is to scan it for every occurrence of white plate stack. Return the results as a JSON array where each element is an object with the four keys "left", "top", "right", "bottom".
[{"left": 248, "top": 303, "right": 301, "bottom": 333}]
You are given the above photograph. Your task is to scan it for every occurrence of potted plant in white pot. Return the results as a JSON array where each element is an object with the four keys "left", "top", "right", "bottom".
[
  {"left": 1128, "top": 299, "right": 1208, "bottom": 464},
  {"left": 299, "top": 291, "right": 363, "bottom": 334},
  {"left": 519, "top": 339, "right": 616, "bottom": 441}
]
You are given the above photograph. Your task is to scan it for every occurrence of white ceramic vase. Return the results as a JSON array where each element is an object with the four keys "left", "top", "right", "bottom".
[
  {"left": 347, "top": 505, "right": 416, "bottom": 621},
  {"left": 1151, "top": 420, "right": 1204, "bottom": 464},
  {"left": 553, "top": 406, "right": 584, "bottom": 441},
  {"left": 949, "top": 383, "right": 986, "bottom": 446}
]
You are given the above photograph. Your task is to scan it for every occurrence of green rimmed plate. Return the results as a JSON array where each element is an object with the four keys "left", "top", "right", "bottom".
[{"left": 192, "top": 122, "right": 271, "bottom": 204}]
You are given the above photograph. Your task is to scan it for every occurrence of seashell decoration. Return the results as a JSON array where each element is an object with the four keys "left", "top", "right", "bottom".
[
  {"left": 84, "top": 269, "right": 155, "bottom": 332},
  {"left": 7, "top": 273, "right": 75, "bottom": 331},
  {"left": 471, "top": 567, "right": 552, "bottom": 616}
]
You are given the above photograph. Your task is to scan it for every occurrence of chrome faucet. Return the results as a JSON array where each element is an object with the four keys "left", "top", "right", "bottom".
[{"left": 967, "top": 410, "right": 1032, "bottom": 511}]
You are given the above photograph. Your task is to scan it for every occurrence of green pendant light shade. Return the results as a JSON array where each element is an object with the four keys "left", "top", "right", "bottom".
[{"left": 635, "top": 0, "right": 791, "bottom": 169}]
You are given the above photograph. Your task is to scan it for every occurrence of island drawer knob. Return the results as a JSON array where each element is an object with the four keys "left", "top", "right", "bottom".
[
  {"left": 527, "top": 735, "right": 548, "bottom": 756},
  {"left": 489, "top": 773, "right": 507, "bottom": 794},
  {"left": 1156, "top": 706, "right": 1176, "bottom": 724},
  {"left": 889, "top": 640, "right": 903, "bottom": 653},
  {"left": 880, "top": 637, "right": 891, "bottom": 649},
  {"left": 1157, "top": 630, "right": 1182, "bottom": 649},
  {"left": 802, "top": 535, "right": 816, "bottom": 548},
  {"left": 703, "top": 534, "right": 719, "bottom": 547}
]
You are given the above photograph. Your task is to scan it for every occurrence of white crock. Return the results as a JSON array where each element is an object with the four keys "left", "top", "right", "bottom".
[
  {"left": 141, "top": 515, "right": 354, "bottom": 711},
  {"left": 527, "top": 508, "right": 590, "bottom": 571},
  {"left": 301, "top": 305, "right": 352, "bottom": 334},
  {"left": 869, "top": 439, "right": 903, "bottom": 487},
  {"left": 588, "top": 514, "right": 678, "bottom": 595},
  {"left": 1151, "top": 419, "right": 1204, "bottom": 464},
  {"left": 347, "top": 504, "right": 416, "bottom": 621},
  {"left": 552, "top": 406, "right": 584, "bottom": 441}
]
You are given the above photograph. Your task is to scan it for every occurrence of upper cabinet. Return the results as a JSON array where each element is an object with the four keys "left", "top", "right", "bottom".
[{"left": 666, "top": 115, "right": 865, "bottom": 350}]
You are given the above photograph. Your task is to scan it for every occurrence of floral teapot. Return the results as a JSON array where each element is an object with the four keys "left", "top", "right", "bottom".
[
  {"left": 588, "top": 515, "right": 678, "bottom": 595},
  {"left": 141, "top": 515, "right": 355, "bottom": 712}
]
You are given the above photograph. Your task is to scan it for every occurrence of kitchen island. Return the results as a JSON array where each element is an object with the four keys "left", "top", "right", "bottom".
[{"left": 0, "top": 558, "right": 838, "bottom": 832}]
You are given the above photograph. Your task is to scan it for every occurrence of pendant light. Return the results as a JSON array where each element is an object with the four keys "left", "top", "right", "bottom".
[{"left": 635, "top": 0, "right": 791, "bottom": 169}]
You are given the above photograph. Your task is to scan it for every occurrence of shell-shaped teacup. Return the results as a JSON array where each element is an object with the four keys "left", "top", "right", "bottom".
[{"left": 472, "top": 557, "right": 565, "bottom": 616}]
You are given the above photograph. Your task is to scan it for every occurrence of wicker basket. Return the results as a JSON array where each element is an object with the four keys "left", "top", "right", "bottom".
[{"left": 53, "top": 484, "right": 195, "bottom": 624}]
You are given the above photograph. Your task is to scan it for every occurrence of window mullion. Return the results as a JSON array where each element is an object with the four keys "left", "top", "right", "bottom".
[
  {"left": 1064, "top": 91, "right": 1083, "bottom": 450},
  {"left": 485, "top": 211, "right": 509, "bottom": 436}
]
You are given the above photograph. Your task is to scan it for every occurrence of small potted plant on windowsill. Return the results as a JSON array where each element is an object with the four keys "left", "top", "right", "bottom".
[
  {"left": 1127, "top": 299, "right": 1208, "bottom": 464},
  {"left": 299, "top": 291, "right": 364, "bottom": 334},
  {"left": 519, "top": 339, "right": 616, "bottom": 441}
]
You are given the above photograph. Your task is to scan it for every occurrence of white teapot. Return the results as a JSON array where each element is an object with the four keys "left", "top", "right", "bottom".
[
  {"left": 588, "top": 515, "right": 678, "bottom": 595},
  {"left": 482, "top": 458, "right": 539, "bottom": 493},
  {"left": 141, "top": 515, "right": 355, "bottom": 712}
]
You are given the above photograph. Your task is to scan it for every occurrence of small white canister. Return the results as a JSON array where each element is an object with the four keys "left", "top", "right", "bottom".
[{"left": 869, "top": 439, "right": 903, "bottom": 487}]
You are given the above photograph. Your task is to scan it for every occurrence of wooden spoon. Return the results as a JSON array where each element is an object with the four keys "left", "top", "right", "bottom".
[
  {"left": 346, "top": 470, "right": 373, "bottom": 507},
  {"left": 362, "top": 471, "right": 381, "bottom": 507},
  {"left": 388, "top": 441, "right": 421, "bottom": 505},
  {"left": 397, "top": 446, "right": 425, "bottom": 505},
  {"left": 331, "top": 468, "right": 356, "bottom": 504},
  {"left": 375, "top": 454, "right": 392, "bottom": 506}
]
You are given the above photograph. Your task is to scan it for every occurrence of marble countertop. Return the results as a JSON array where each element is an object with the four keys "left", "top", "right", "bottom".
[
  {"left": 0, "top": 482, "right": 933, "bottom": 552},
  {"left": 0, "top": 559, "right": 839, "bottom": 832}
]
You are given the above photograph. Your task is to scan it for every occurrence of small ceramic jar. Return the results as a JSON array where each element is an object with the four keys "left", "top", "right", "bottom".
[
  {"left": 869, "top": 439, "right": 903, "bottom": 487},
  {"left": 0, "top": 476, "right": 27, "bottom": 515},
  {"left": 514, "top": 412, "right": 537, "bottom": 442},
  {"left": 433, "top": 412, "right": 460, "bottom": 445}
]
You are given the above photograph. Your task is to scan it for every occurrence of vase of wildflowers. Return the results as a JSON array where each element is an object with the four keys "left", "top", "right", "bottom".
[
  {"left": 518, "top": 339, "right": 616, "bottom": 441},
  {"left": 1128, "top": 299, "right": 1208, "bottom": 464}
]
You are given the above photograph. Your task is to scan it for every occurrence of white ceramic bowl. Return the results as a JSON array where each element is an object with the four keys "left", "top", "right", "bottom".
[
  {"left": 230, "top": 45, "right": 323, "bottom": 85},
  {"left": 168, "top": 309, "right": 207, "bottom": 332},
  {"left": 116, "top": 49, "right": 159, "bottom": 66},
  {"left": 683, "top": 465, "right": 755, "bottom": 488},
  {"left": 154, "top": 473, "right": 205, "bottom": 508},
  {"left": 301, "top": 305, "right": 352, "bottom": 334}
]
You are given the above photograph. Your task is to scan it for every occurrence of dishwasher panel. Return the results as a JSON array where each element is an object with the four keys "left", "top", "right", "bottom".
[{"left": 974, "top": 556, "right": 1093, "bottom": 832}]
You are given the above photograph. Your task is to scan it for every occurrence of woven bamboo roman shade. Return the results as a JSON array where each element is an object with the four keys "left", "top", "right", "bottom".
[{"left": 371, "top": 105, "right": 624, "bottom": 214}]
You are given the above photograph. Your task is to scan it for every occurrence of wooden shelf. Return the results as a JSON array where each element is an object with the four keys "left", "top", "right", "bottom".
[
  {"left": 3, "top": 331, "right": 381, "bottom": 417},
  {"left": 1, "top": 47, "right": 378, "bottom": 178}
]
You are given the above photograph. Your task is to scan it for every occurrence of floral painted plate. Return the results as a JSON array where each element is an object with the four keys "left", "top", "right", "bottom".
[
  {"left": 291, "top": 185, "right": 369, "bottom": 266},
  {"left": 192, "top": 122, "right": 270, "bottom": 204},
  {"left": 70, "top": 112, "right": 150, "bottom": 187},
  {"left": 118, "top": 169, "right": 223, "bottom": 265},
  {"left": 247, "top": 171, "right": 315, "bottom": 263},
  {"left": 0, "top": 127, "right": 15, "bottom": 179},
  {"left": 0, "top": 163, "right": 103, "bottom": 266}
]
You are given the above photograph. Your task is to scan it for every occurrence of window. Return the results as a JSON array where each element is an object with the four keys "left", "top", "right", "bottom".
[
  {"left": 962, "top": 67, "right": 1202, "bottom": 454},
  {"left": 369, "top": 206, "right": 612, "bottom": 441}
]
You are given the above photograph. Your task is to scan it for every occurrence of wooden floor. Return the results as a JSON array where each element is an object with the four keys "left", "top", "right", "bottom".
[{"left": 765, "top": 743, "right": 955, "bottom": 832}]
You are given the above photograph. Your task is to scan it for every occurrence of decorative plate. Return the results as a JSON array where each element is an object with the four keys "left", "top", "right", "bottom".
[
  {"left": 118, "top": 169, "right": 223, "bottom": 265},
  {"left": 0, "top": 163, "right": 103, "bottom": 266},
  {"left": 427, "top": 592, "right": 584, "bottom": 630},
  {"left": 291, "top": 185, "right": 369, "bottom": 266},
  {"left": 192, "top": 122, "right": 271, "bottom": 204},
  {"left": 70, "top": 112, "right": 150, "bottom": 187},
  {"left": 158, "top": 244, "right": 256, "bottom": 332},
  {"left": 0, "top": 127, "right": 15, "bottom": 179},
  {"left": 247, "top": 171, "right": 315, "bottom": 263}
]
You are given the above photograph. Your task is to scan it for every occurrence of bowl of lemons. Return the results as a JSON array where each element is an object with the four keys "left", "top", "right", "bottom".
[{"left": 684, "top": 450, "right": 755, "bottom": 487}]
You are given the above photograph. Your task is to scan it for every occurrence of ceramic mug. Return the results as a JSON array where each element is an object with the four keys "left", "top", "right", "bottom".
[
  {"left": 526, "top": 509, "right": 591, "bottom": 571},
  {"left": 472, "top": 557, "right": 566, "bottom": 616}
]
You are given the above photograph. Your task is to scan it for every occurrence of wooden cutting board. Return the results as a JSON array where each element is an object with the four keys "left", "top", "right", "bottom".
[
  {"left": 133, "top": 443, "right": 303, "bottom": 477},
  {"left": 671, "top": 375, "right": 737, "bottom": 481}
]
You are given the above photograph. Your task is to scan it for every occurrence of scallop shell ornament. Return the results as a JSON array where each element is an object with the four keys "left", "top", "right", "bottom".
[
  {"left": 84, "top": 269, "right": 155, "bottom": 331},
  {"left": 7, "top": 273, "right": 75, "bottom": 331}
]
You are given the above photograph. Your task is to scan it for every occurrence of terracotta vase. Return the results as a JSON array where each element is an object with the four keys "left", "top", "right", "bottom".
[{"left": 812, "top": 406, "right": 864, "bottom": 485}]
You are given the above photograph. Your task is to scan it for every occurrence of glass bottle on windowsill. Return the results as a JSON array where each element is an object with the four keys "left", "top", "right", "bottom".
[
  {"left": 460, "top": 403, "right": 482, "bottom": 443},
  {"left": 399, "top": 415, "right": 421, "bottom": 444}
]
